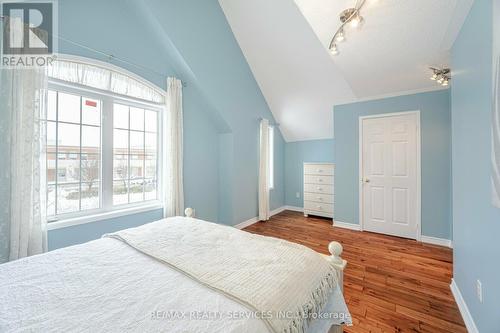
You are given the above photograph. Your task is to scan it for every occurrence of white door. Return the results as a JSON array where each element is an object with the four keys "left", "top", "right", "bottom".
[{"left": 361, "top": 113, "right": 419, "bottom": 239}]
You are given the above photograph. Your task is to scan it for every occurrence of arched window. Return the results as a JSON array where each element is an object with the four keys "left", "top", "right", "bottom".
[
  {"left": 48, "top": 57, "right": 165, "bottom": 103},
  {"left": 44, "top": 55, "right": 165, "bottom": 224}
]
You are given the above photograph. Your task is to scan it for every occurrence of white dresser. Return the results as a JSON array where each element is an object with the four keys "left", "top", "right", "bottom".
[{"left": 303, "top": 163, "right": 334, "bottom": 218}]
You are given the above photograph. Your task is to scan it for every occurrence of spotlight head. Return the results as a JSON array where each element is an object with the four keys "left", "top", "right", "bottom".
[
  {"left": 336, "top": 30, "right": 345, "bottom": 42},
  {"left": 350, "top": 15, "right": 363, "bottom": 28}
]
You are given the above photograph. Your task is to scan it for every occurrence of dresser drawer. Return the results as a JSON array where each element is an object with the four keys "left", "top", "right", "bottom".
[
  {"left": 304, "top": 164, "right": 334, "bottom": 176},
  {"left": 304, "top": 192, "right": 334, "bottom": 204},
  {"left": 304, "top": 175, "right": 333, "bottom": 185},
  {"left": 304, "top": 183, "right": 334, "bottom": 195},
  {"left": 304, "top": 201, "right": 334, "bottom": 214}
]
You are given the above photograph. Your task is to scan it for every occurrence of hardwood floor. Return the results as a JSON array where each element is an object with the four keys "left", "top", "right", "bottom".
[{"left": 244, "top": 210, "right": 466, "bottom": 333}]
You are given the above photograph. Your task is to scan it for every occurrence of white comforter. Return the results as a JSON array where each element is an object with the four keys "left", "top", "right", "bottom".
[{"left": 0, "top": 236, "right": 349, "bottom": 333}]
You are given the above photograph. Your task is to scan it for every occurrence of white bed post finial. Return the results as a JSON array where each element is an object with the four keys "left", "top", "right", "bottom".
[
  {"left": 327, "top": 241, "right": 347, "bottom": 271},
  {"left": 326, "top": 241, "right": 347, "bottom": 297},
  {"left": 185, "top": 207, "right": 194, "bottom": 218}
]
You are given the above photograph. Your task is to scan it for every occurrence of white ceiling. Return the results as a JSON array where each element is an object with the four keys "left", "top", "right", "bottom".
[{"left": 219, "top": 0, "right": 473, "bottom": 142}]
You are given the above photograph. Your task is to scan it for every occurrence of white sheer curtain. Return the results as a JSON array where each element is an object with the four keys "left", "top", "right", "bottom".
[
  {"left": 163, "top": 77, "right": 184, "bottom": 217},
  {"left": 492, "top": 56, "right": 500, "bottom": 208},
  {"left": 258, "top": 119, "right": 270, "bottom": 221},
  {"left": 0, "top": 68, "right": 48, "bottom": 261},
  {"left": 48, "top": 59, "right": 165, "bottom": 104}
]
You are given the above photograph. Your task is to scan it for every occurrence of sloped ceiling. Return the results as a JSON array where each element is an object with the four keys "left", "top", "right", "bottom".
[{"left": 219, "top": 0, "right": 473, "bottom": 142}]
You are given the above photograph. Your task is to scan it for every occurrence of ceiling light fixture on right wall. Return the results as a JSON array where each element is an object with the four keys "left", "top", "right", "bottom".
[{"left": 429, "top": 67, "right": 451, "bottom": 88}]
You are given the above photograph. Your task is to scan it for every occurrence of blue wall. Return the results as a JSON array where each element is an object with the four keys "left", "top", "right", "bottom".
[
  {"left": 284, "top": 139, "right": 335, "bottom": 207},
  {"left": 451, "top": 0, "right": 500, "bottom": 331},
  {"left": 48, "top": 209, "right": 163, "bottom": 250},
  {"left": 143, "top": 0, "right": 286, "bottom": 224},
  {"left": 333, "top": 90, "right": 452, "bottom": 239},
  {"left": 182, "top": 86, "right": 220, "bottom": 222}
]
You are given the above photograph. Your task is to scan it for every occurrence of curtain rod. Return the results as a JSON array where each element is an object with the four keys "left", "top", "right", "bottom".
[
  {"left": 56, "top": 35, "right": 187, "bottom": 88},
  {"left": 0, "top": 16, "right": 187, "bottom": 87}
]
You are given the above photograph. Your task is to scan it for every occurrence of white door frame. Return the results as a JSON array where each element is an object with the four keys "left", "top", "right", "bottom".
[{"left": 358, "top": 111, "right": 422, "bottom": 241}]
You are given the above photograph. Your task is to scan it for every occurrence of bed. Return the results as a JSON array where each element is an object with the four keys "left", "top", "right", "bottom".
[{"left": 0, "top": 212, "right": 350, "bottom": 333}]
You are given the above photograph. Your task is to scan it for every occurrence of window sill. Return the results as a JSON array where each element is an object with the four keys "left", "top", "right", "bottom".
[{"left": 46, "top": 203, "right": 163, "bottom": 231}]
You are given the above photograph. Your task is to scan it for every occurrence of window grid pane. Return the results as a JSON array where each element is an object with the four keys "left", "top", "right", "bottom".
[
  {"left": 81, "top": 181, "right": 100, "bottom": 210},
  {"left": 57, "top": 153, "right": 80, "bottom": 183},
  {"left": 144, "top": 178, "right": 157, "bottom": 201},
  {"left": 113, "top": 154, "right": 129, "bottom": 181},
  {"left": 47, "top": 90, "right": 57, "bottom": 121},
  {"left": 46, "top": 90, "right": 160, "bottom": 219},
  {"left": 57, "top": 92, "right": 81, "bottom": 124},
  {"left": 46, "top": 90, "right": 102, "bottom": 218},
  {"left": 113, "top": 180, "right": 128, "bottom": 206},
  {"left": 113, "top": 104, "right": 158, "bottom": 206},
  {"left": 82, "top": 98, "right": 101, "bottom": 126}
]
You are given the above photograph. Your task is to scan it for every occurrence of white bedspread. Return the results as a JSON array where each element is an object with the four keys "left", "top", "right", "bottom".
[
  {"left": 0, "top": 235, "right": 350, "bottom": 332},
  {"left": 105, "top": 217, "right": 344, "bottom": 333}
]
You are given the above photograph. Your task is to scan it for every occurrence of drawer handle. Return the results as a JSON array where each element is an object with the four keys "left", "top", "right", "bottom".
[
  {"left": 318, "top": 169, "right": 323, "bottom": 173},
  {"left": 318, "top": 178, "right": 323, "bottom": 182},
  {"left": 317, "top": 206, "right": 323, "bottom": 209},
  {"left": 317, "top": 197, "right": 323, "bottom": 201},
  {"left": 317, "top": 187, "right": 323, "bottom": 191}
]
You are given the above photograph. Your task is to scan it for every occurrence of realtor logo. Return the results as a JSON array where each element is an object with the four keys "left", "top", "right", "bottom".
[
  {"left": 1, "top": 1, "right": 56, "bottom": 67},
  {"left": 2, "top": 2, "right": 52, "bottom": 54}
]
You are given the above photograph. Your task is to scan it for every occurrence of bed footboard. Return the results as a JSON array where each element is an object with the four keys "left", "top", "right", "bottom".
[
  {"left": 184, "top": 209, "right": 347, "bottom": 333},
  {"left": 323, "top": 241, "right": 347, "bottom": 291},
  {"left": 322, "top": 241, "right": 347, "bottom": 333}
]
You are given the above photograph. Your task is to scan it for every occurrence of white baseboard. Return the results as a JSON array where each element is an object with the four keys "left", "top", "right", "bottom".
[
  {"left": 332, "top": 220, "right": 361, "bottom": 231},
  {"left": 233, "top": 206, "right": 287, "bottom": 230},
  {"left": 271, "top": 206, "right": 286, "bottom": 216},
  {"left": 420, "top": 235, "right": 453, "bottom": 248},
  {"left": 330, "top": 222, "right": 452, "bottom": 246},
  {"left": 450, "top": 278, "right": 479, "bottom": 333},
  {"left": 233, "top": 217, "right": 259, "bottom": 230},
  {"left": 284, "top": 205, "right": 303, "bottom": 212}
]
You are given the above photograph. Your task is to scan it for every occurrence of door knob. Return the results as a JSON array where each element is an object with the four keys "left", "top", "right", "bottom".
[{"left": 364, "top": 178, "right": 370, "bottom": 183}]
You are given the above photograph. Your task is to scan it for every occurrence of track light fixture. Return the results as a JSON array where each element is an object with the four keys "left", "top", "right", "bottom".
[
  {"left": 429, "top": 67, "right": 451, "bottom": 88},
  {"left": 336, "top": 29, "right": 345, "bottom": 43},
  {"left": 329, "top": 0, "right": 370, "bottom": 56}
]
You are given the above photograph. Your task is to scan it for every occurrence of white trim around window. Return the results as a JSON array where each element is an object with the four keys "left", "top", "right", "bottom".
[
  {"left": 45, "top": 55, "right": 166, "bottom": 229},
  {"left": 47, "top": 203, "right": 163, "bottom": 230}
]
